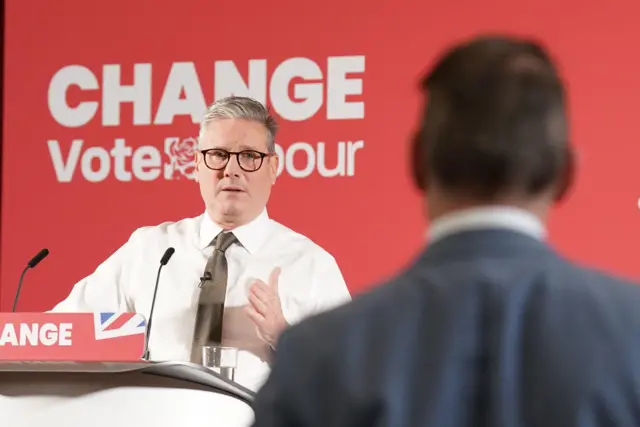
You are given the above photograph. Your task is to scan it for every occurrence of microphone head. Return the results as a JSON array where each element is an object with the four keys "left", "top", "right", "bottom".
[
  {"left": 160, "top": 247, "right": 175, "bottom": 266},
  {"left": 27, "top": 248, "right": 50, "bottom": 268}
]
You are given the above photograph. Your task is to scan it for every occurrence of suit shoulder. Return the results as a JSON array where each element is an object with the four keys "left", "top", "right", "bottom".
[
  {"left": 562, "top": 258, "right": 640, "bottom": 293},
  {"left": 529, "top": 257, "right": 640, "bottom": 336},
  {"left": 281, "top": 275, "right": 408, "bottom": 344},
  {"left": 566, "top": 261, "right": 640, "bottom": 307}
]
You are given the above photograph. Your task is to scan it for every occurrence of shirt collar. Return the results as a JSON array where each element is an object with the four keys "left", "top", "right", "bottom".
[
  {"left": 199, "top": 209, "right": 271, "bottom": 254},
  {"left": 427, "top": 206, "right": 546, "bottom": 244}
]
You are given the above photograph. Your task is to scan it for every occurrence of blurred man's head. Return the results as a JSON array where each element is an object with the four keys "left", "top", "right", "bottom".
[
  {"left": 412, "top": 36, "right": 574, "bottom": 221},
  {"left": 196, "top": 96, "right": 279, "bottom": 229}
]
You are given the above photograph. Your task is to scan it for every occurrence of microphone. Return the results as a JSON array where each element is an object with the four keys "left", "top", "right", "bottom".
[
  {"left": 143, "top": 247, "right": 175, "bottom": 360},
  {"left": 13, "top": 248, "right": 50, "bottom": 312},
  {"left": 198, "top": 271, "right": 212, "bottom": 288}
]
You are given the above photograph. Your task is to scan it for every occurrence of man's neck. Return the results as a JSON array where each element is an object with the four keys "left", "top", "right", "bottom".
[
  {"left": 209, "top": 213, "right": 251, "bottom": 231},
  {"left": 207, "top": 208, "right": 267, "bottom": 231},
  {"left": 426, "top": 193, "right": 552, "bottom": 225}
]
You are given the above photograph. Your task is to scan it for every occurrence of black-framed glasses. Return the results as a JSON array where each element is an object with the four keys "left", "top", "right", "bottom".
[{"left": 200, "top": 148, "right": 275, "bottom": 172}]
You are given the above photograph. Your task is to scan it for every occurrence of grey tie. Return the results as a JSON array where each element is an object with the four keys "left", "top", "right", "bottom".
[{"left": 190, "top": 231, "right": 237, "bottom": 364}]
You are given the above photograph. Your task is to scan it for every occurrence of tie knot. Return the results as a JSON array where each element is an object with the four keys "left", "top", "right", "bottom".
[{"left": 213, "top": 232, "right": 237, "bottom": 252}]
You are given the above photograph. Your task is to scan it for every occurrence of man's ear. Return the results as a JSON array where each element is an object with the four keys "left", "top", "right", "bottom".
[
  {"left": 411, "top": 130, "right": 429, "bottom": 192},
  {"left": 193, "top": 152, "right": 201, "bottom": 182},
  {"left": 553, "top": 145, "right": 576, "bottom": 203},
  {"left": 412, "top": 92, "right": 444, "bottom": 193},
  {"left": 269, "top": 154, "right": 279, "bottom": 185},
  {"left": 194, "top": 151, "right": 201, "bottom": 170}
]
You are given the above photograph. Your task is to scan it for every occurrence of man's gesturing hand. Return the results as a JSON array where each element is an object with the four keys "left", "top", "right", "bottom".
[{"left": 245, "top": 267, "right": 289, "bottom": 347}]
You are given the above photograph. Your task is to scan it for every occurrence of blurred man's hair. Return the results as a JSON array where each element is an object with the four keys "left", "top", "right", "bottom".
[{"left": 413, "top": 36, "right": 570, "bottom": 200}]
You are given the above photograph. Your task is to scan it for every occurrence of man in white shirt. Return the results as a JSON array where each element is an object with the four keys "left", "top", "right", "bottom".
[{"left": 52, "top": 96, "right": 351, "bottom": 391}]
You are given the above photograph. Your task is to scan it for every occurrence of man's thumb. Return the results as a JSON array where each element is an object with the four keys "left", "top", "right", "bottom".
[{"left": 269, "top": 267, "right": 281, "bottom": 288}]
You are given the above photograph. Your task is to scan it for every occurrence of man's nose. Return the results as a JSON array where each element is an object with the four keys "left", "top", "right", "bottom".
[{"left": 224, "top": 155, "right": 242, "bottom": 177}]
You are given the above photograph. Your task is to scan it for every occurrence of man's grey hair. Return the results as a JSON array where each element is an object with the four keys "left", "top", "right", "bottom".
[{"left": 199, "top": 96, "right": 278, "bottom": 153}]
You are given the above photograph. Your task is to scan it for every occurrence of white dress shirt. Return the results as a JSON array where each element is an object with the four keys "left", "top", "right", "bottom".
[
  {"left": 427, "top": 206, "right": 546, "bottom": 243},
  {"left": 52, "top": 209, "right": 351, "bottom": 391}
]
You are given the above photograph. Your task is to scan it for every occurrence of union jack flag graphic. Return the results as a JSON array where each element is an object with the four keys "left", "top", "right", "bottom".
[{"left": 93, "top": 312, "right": 147, "bottom": 341}]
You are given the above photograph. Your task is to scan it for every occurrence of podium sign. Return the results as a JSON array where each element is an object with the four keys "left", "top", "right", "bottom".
[{"left": 0, "top": 312, "right": 147, "bottom": 361}]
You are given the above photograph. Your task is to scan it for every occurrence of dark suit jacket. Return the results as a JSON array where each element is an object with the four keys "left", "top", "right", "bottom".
[{"left": 251, "top": 229, "right": 640, "bottom": 427}]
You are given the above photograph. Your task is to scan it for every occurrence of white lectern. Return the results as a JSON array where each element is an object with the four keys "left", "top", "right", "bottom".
[{"left": 0, "top": 360, "right": 256, "bottom": 427}]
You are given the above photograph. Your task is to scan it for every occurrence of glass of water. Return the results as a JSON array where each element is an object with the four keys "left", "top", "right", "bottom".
[{"left": 201, "top": 345, "right": 239, "bottom": 382}]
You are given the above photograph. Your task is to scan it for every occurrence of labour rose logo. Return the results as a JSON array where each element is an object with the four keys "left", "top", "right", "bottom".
[{"left": 164, "top": 137, "right": 197, "bottom": 180}]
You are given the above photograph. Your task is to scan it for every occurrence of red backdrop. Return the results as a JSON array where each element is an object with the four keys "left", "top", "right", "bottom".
[{"left": 3, "top": 0, "right": 640, "bottom": 311}]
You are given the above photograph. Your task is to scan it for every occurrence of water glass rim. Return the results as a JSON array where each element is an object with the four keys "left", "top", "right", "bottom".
[{"left": 202, "top": 345, "right": 239, "bottom": 351}]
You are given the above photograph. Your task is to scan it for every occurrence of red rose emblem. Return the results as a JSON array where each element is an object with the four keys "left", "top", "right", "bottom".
[{"left": 168, "top": 137, "right": 197, "bottom": 178}]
